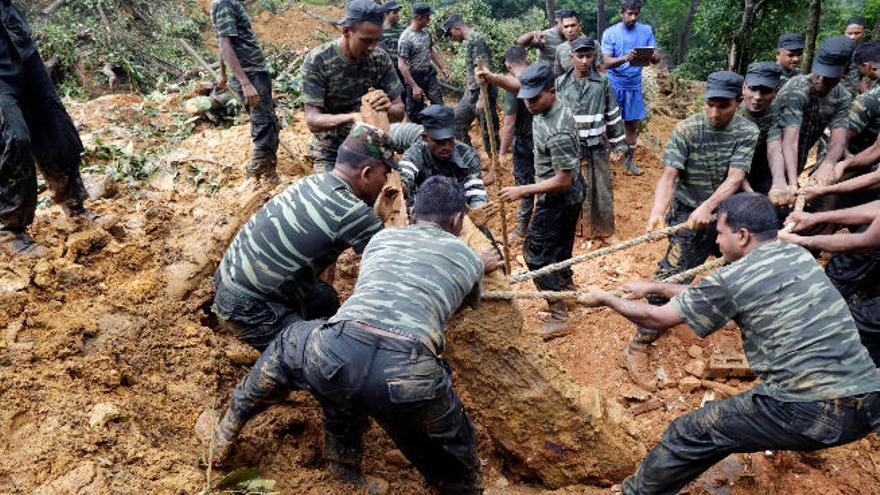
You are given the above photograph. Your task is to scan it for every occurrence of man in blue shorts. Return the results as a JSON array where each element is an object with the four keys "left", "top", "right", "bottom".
[{"left": 601, "top": 0, "right": 661, "bottom": 175}]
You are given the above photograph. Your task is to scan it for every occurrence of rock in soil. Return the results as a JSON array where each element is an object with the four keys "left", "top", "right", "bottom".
[
  {"left": 383, "top": 449, "right": 411, "bottom": 467},
  {"left": 88, "top": 402, "right": 122, "bottom": 428},
  {"left": 678, "top": 375, "right": 702, "bottom": 393}
]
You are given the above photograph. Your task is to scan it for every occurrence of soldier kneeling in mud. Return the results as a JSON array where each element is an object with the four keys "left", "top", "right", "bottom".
[{"left": 209, "top": 177, "right": 502, "bottom": 495}]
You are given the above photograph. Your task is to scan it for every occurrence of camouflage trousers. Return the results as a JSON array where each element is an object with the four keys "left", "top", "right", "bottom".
[
  {"left": 454, "top": 86, "right": 499, "bottom": 154},
  {"left": 0, "top": 53, "right": 87, "bottom": 232},
  {"left": 635, "top": 200, "right": 720, "bottom": 343},
  {"left": 826, "top": 249, "right": 880, "bottom": 367},
  {"left": 621, "top": 389, "right": 880, "bottom": 495},
  {"left": 405, "top": 69, "right": 444, "bottom": 123},
  {"left": 304, "top": 321, "right": 482, "bottom": 495},
  {"left": 523, "top": 191, "right": 584, "bottom": 292},
  {"left": 231, "top": 71, "right": 279, "bottom": 178},
  {"left": 579, "top": 144, "right": 615, "bottom": 239},
  {"left": 511, "top": 135, "right": 535, "bottom": 226},
  {"left": 308, "top": 124, "right": 352, "bottom": 174}
]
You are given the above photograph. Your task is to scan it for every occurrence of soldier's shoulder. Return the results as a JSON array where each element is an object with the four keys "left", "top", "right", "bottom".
[
  {"left": 305, "top": 40, "right": 338, "bottom": 64},
  {"left": 454, "top": 141, "right": 480, "bottom": 161},
  {"left": 732, "top": 113, "right": 760, "bottom": 135}
]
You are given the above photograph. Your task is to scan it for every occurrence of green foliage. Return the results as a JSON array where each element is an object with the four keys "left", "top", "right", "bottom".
[{"left": 83, "top": 137, "right": 156, "bottom": 183}]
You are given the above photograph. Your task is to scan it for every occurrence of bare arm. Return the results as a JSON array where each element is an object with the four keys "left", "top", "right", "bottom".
[
  {"left": 500, "top": 112, "right": 516, "bottom": 156},
  {"left": 781, "top": 126, "right": 800, "bottom": 186},
  {"left": 767, "top": 138, "right": 793, "bottom": 206},
  {"left": 813, "top": 127, "right": 849, "bottom": 186},
  {"left": 622, "top": 280, "right": 691, "bottom": 300},
  {"left": 603, "top": 51, "right": 634, "bottom": 70},
  {"left": 304, "top": 103, "right": 358, "bottom": 133},
  {"left": 479, "top": 71, "right": 521, "bottom": 94},
  {"left": 787, "top": 200, "right": 880, "bottom": 230},
  {"left": 590, "top": 289, "right": 685, "bottom": 331},
  {"left": 431, "top": 48, "right": 449, "bottom": 78},
  {"left": 835, "top": 132, "right": 880, "bottom": 176},
  {"left": 219, "top": 37, "right": 260, "bottom": 107},
  {"left": 397, "top": 56, "right": 419, "bottom": 90},
  {"left": 517, "top": 31, "right": 541, "bottom": 47},
  {"left": 688, "top": 167, "right": 747, "bottom": 229},
  {"left": 646, "top": 166, "right": 679, "bottom": 231},
  {"left": 781, "top": 215, "right": 880, "bottom": 253},
  {"left": 500, "top": 168, "right": 573, "bottom": 200}
]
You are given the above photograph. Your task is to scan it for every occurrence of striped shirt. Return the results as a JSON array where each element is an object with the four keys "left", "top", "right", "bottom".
[
  {"left": 218, "top": 173, "right": 382, "bottom": 304},
  {"left": 379, "top": 22, "right": 405, "bottom": 59},
  {"left": 556, "top": 68, "right": 627, "bottom": 150},
  {"left": 399, "top": 140, "right": 488, "bottom": 208}
]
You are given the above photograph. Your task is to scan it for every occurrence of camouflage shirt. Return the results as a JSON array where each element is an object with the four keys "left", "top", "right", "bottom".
[
  {"left": 389, "top": 122, "right": 424, "bottom": 153},
  {"left": 331, "top": 224, "right": 483, "bottom": 355},
  {"left": 399, "top": 140, "right": 488, "bottom": 208},
  {"left": 556, "top": 68, "right": 627, "bottom": 150},
  {"left": 398, "top": 26, "right": 434, "bottom": 75},
  {"left": 218, "top": 173, "right": 382, "bottom": 305},
  {"left": 532, "top": 98, "right": 583, "bottom": 204},
  {"left": 767, "top": 74, "right": 851, "bottom": 173},
  {"left": 664, "top": 111, "right": 758, "bottom": 208},
  {"left": 847, "top": 83, "right": 880, "bottom": 155},
  {"left": 211, "top": 0, "right": 268, "bottom": 74},
  {"left": 842, "top": 62, "right": 861, "bottom": 98},
  {"left": 464, "top": 31, "right": 493, "bottom": 90},
  {"left": 379, "top": 22, "right": 405, "bottom": 60},
  {"left": 673, "top": 240, "right": 880, "bottom": 402},
  {"left": 503, "top": 89, "right": 532, "bottom": 137},
  {"left": 778, "top": 66, "right": 803, "bottom": 88},
  {"left": 552, "top": 37, "right": 601, "bottom": 77},
  {"left": 536, "top": 27, "right": 564, "bottom": 65},
  {"left": 737, "top": 106, "right": 778, "bottom": 194}
]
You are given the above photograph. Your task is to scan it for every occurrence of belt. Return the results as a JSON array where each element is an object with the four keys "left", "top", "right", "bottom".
[{"left": 351, "top": 321, "right": 415, "bottom": 343}]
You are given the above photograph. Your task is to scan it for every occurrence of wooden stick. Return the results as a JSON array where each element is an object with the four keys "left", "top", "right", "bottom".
[
  {"left": 42, "top": 0, "right": 66, "bottom": 16},
  {"left": 477, "top": 57, "right": 512, "bottom": 274}
]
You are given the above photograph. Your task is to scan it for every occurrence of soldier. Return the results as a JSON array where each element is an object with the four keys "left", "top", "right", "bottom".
[
  {"left": 517, "top": 9, "right": 566, "bottom": 65},
  {"left": 842, "top": 15, "right": 869, "bottom": 97},
  {"left": 551, "top": 10, "right": 585, "bottom": 76},
  {"left": 775, "top": 33, "right": 805, "bottom": 87},
  {"left": 589, "top": 192, "right": 880, "bottom": 494},
  {"left": 839, "top": 41, "right": 880, "bottom": 163},
  {"left": 500, "top": 63, "right": 585, "bottom": 339},
  {"left": 475, "top": 45, "right": 536, "bottom": 242},
  {"left": 399, "top": 105, "right": 488, "bottom": 209},
  {"left": 211, "top": 123, "right": 399, "bottom": 351},
  {"left": 625, "top": 72, "right": 758, "bottom": 390},
  {"left": 601, "top": 0, "right": 661, "bottom": 175},
  {"left": 738, "top": 62, "right": 783, "bottom": 196},
  {"left": 378, "top": 0, "right": 405, "bottom": 106},
  {"left": 210, "top": 176, "right": 502, "bottom": 494},
  {"left": 211, "top": 0, "right": 280, "bottom": 182},
  {"left": 301, "top": 0, "right": 404, "bottom": 173},
  {"left": 443, "top": 13, "right": 500, "bottom": 154},
  {"left": 397, "top": 2, "right": 450, "bottom": 122},
  {"left": 556, "top": 38, "right": 628, "bottom": 242},
  {"left": 0, "top": 1, "right": 96, "bottom": 257},
  {"left": 388, "top": 122, "right": 425, "bottom": 153},
  {"left": 767, "top": 36, "right": 854, "bottom": 208}
]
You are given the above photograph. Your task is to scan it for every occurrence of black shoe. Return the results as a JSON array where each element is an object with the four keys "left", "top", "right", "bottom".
[
  {"left": 623, "top": 150, "right": 644, "bottom": 175},
  {"left": 0, "top": 230, "right": 49, "bottom": 257}
]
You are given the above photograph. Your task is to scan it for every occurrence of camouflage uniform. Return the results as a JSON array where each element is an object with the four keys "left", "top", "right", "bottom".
[
  {"left": 552, "top": 37, "right": 602, "bottom": 77},
  {"left": 213, "top": 172, "right": 383, "bottom": 350},
  {"left": 778, "top": 66, "right": 803, "bottom": 88},
  {"left": 398, "top": 27, "right": 443, "bottom": 122},
  {"left": 525, "top": 99, "right": 585, "bottom": 293},
  {"left": 211, "top": 0, "right": 279, "bottom": 177},
  {"left": 380, "top": 20, "right": 407, "bottom": 112},
  {"left": 503, "top": 89, "right": 535, "bottom": 228},
  {"left": 399, "top": 140, "right": 488, "bottom": 208},
  {"left": 454, "top": 31, "right": 499, "bottom": 153},
  {"left": 842, "top": 62, "right": 863, "bottom": 98},
  {"left": 0, "top": 1, "right": 88, "bottom": 233},
  {"left": 300, "top": 41, "right": 403, "bottom": 172},
  {"left": 636, "top": 111, "right": 758, "bottom": 342},
  {"left": 826, "top": 245, "right": 880, "bottom": 366},
  {"left": 556, "top": 68, "right": 627, "bottom": 238},
  {"left": 388, "top": 122, "right": 424, "bottom": 153},
  {"left": 622, "top": 240, "right": 880, "bottom": 494},
  {"left": 847, "top": 84, "right": 880, "bottom": 156},
  {"left": 535, "top": 27, "right": 564, "bottom": 65},
  {"left": 737, "top": 105, "right": 778, "bottom": 194}
]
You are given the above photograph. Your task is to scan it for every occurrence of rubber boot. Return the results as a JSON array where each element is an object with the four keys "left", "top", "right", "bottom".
[
  {"left": 623, "top": 340, "right": 657, "bottom": 391},
  {"left": 211, "top": 408, "right": 244, "bottom": 465},
  {"left": 537, "top": 300, "right": 573, "bottom": 341},
  {"left": 622, "top": 148, "right": 643, "bottom": 176},
  {"left": 0, "top": 230, "right": 48, "bottom": 258}
]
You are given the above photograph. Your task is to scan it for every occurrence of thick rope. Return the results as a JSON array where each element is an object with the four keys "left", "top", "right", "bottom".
[{"left": 508, "top": 217, "right": 715, "bottom": 284}]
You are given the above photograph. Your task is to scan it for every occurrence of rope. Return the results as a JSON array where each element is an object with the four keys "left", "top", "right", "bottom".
[{"left": 508, "top": 217, "right": 715, "bottom": 284}]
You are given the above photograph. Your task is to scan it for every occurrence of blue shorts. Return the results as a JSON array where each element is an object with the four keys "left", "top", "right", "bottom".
[{"left": 613, "top": 87, "right": 647, "bottom": 122}]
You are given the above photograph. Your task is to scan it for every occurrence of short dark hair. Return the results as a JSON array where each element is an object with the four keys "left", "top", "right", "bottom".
[
  {"left": 413, "top": 176, "right": 467, "bottom": 221},
  {"left": 854, "top": 41, "right": 880, "bottom": 64},
  {"left": 846, "top": 15, "right": 867, "bottom": 28},
  {"left": 621, "top": 0, "right": 643, "bottom": 11},
  {"left": 717, "top": 192, "right": 778, "bottom": 240},
  {"left": 336, "top": 146, "right": 384, "bottom": 171},
  {"left": 343, "top": 19, "right": 381, "bottom": 31},
  {"left": 558, "top": 9, "right": 579, "bottom": 21},
  {"left": 505, "top": 45, "right": 528, "bottom": 66}
]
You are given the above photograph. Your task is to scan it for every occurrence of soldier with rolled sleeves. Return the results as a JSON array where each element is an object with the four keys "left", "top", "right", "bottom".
[
  {"left": 500, "top": 63, "right": 585, "bottom": 340},
  {"left": 517, "top": 9, "right": 566, "bottom": 66},
  {"left": 378, "top": 1, "right": 405, "bottom": 104},
  {"left": 766, "top": 36, "right": 854, "bottom": 208},
  {"left": 589, "top": 192, "right": 880, "bottom": 495},
  {"left": 842, "top": 15, "right": 869, "bottom": 97},
  {"left": 444, "top": 13, "right": 500, "bottom": 155},
  {"left": 210, "top": 176, "right": 502, "bottom": 494},
  {"left": 211, "top": 123, "right": 400, "bottom": 351},
  {"left": 300, "top": 0, "right": 404, "bottom": 173},
  {"left": 556, "top": 38, "right": 628, "bottom": 242},
  {"left": 399, "top": 105, "right": 489, "bottom": 209},
  {"left": 397, "top": 2, "right": 450, "bottom": 123},
  {"left": 832, "top": 42, "right": 880, "bottom": 186},
  {"left": 211, "top": 0, "right": 280, "bottom": 182},
  {"left": 0, "top": 0, "right": 96, "bottom": 257},
  {"left": 775, "top": 33, "right": 805, "bottom": 87},
  {"left": 738, "top": 62, "right": 783, "bottom": 196},
  {"left": 625, "top": 72, "right": 758, "bottom": 390},
  {"left": 551, "top": 9, "right": 586, "bottom": 76}
]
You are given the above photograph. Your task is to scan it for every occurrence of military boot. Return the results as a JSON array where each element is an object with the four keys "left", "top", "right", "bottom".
[
  {"left": 0, "top": 230, "right": 48, "bottom": 258},
  {"left": 537, "top": 300, "right": 573, "bottom": 341},
  {"left": 622, "top": 148, "right": 644, "bottom": 176},
  {"left": 623, "top": 339, "right": 657, "bottom": 391},
  {"left": 210, "top": 408, "right": 244, "bottom": 465}
]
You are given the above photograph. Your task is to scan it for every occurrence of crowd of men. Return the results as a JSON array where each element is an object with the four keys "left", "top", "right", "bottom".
[{"left": 2, "top": 0, "right": 879, "bottom": 493}]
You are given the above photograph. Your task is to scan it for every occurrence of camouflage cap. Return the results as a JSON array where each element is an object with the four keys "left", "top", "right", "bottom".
[{"left": 339, "top": 122, "right": 400, "bottom": 171}]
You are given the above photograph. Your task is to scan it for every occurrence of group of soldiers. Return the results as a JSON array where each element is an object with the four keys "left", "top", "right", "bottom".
[{"left": 2, "top": 0, "right": 879, "bottom": 493}]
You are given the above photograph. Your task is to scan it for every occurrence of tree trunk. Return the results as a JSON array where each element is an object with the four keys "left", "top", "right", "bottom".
[
  {"left": 873, "top": 15, "right": 880, "bottom": 41},
  {"left": 545, "top": 0, "right": 556, "bottom": 27},
  {"left": 727, "top": 0, "right": 765, "bottom": 73},
  {"left": 676, "top": 0, "right": 701, "bottom": 66},
  {"left": 804, "top": 0, "right": 822, "bottom": 71},
  {"left": 597, "top": 0, "right": 607, "bottom": 40}
]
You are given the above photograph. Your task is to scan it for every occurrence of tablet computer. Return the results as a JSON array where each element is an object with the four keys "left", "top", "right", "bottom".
[{"left": 630, "top": 47, "right": 655, "bottom": 67}]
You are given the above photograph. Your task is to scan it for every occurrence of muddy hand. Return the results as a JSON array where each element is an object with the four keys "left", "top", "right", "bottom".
[
  {"left": 783, "top": 211, "right": 815, "bottom": 233},
  {"left": 686, "top": 206, "right": 713, "bottom": 230},
  {"left": 367, "top": 89, "right": 392, "bottom": 112},
  {"left": 479, "top": 248, "right": 503, "bottom": 274},
  {"left": 242, "top": 82, "right": 261, "bottom": 109},
  {"left": 374, "top": 185, "right": 401, "bottom": 223},
  {"left": 645, "top": 214, "right": 665, "bottom": 233},
  {"left": 621, "top": 280, "right": 654, "bottom": 300}
]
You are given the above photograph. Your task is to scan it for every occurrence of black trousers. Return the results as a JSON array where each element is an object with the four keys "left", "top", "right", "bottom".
[
  {"left": 0, "top": 53, "right": 86, "bottom": 231},
  {"left": 304, "top": 321, "right": 481, "bottom": 495},
  {"left": 454, "top": 86, "right": 499, "bottom": 154},
  {"left": 405, "top": 69, "right": 443, "bottom": 123},
  {"left": 826, "top": 250, "right": 880, "bottom": 366},
  {"left": 511, "top": 135, "right": 535, "bottom": 226},
  {"left": 523, "top": 191, "right": 583, "bottom": 292},
  {"left": 621, "top": 390, "right": 880, "bottom": 495},
  {"left": 231, "top": 71, "right": 279, "bottom": 177}
]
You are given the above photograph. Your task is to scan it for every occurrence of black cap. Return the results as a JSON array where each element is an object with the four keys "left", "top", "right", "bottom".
[
  {"left": 777, "top": 33, "right": 805, "bottom": 51},
  {"left": 517, "top": 63, "right": 556, "bottom": 99},
  {"left": 411, "top": 2, "right": 432, "bottom": 16},
  {"left": 745, "top": 61, "right": 782, "bottom": 89},
  {"left": 704, "top": 70, "right": 744, "bottom": 99},
  {"left": 420, "top": 105, "right": 456, "bottom": 140},
  {"left": 342, "top": 0, "right": 385, "bottom": 26},
  {"left": 812, "top": 35, "right": 856, "bottom": 78},
  {"left": 383, "top": 1, "right": 402, "bottom": 12},
  {"left": 570, "top": 37, "right": 596, "bottom": 52},
  {"left": 443, "top": 13, "right": 463, "bottom": 35}
]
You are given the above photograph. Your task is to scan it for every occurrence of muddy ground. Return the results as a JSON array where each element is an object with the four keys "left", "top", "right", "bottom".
[{"left": 1, "top": 4, "right": 879, "bottom": 495}]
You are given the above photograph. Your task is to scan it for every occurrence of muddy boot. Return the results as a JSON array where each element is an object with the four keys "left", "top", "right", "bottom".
[
  {"left": 622, "top": 148, "right": 643, "bottom": 176},
  {"left": 209, "top": 408, "right": 244, "bottom": 466},
  {"left": 63, "top": 204, "right": 100, "bottom": 222},
  {"left": 537, "top": 301, "right": 573, "bottom": 341},
  {"left": 623, "top": 340, "right": 657, "bottom": 391},
  {"left": 508, "top": 221, "right": 527, "bottom": 244},
  {"left": 328, "top": 461, "right": 365, "bottom": 486},
  {"left": 0, "top": 230, "right": 49, "bottom": 258}
]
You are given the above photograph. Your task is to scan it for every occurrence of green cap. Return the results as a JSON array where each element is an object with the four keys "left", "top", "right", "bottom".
[{"left": 339, "top": 122, "right": 400, "bottom": 171}]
